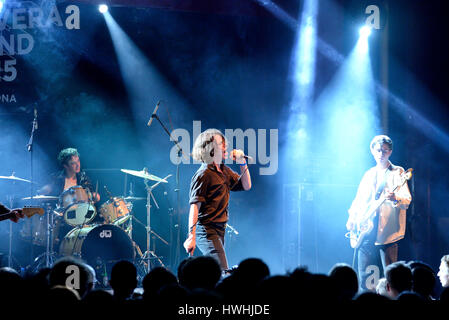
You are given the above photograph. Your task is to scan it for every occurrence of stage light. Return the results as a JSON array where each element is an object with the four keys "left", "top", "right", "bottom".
[
  {"left": 0, "top": 0, "right": 4, "bottom": 13},
  {"left": 99, "top": 4, "right": 108, "bottom": 13},
  {"left": 359, "top": 25, "right": 372, "bottom": 38}
]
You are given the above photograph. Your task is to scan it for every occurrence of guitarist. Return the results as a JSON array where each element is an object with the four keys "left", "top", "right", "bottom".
[
  {"left": 346, "top": 135, "right": 412, "bottom": 291},
  {"left": 0, "top": 203, "right": 24, "bottom": 223}
]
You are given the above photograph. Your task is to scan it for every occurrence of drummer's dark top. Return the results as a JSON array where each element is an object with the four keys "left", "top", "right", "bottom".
[
  {"left": 50, "top": 170, "right": 95, "bottom": 195},
  {"left": 189, "top": 163, "right": 244, "bottom": 226}
]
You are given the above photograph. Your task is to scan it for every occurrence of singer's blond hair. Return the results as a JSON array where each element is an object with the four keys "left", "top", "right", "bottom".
[{"left": 192, "top": 129, "right": 226, "bottom": 163}]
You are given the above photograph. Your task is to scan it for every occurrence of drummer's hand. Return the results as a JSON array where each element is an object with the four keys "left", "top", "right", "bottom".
[
  {"left": 92, "top": 192, "right": 100, "bottom": 203},
  {"left": 9, "top": 208, "right": 24, "bottom": 223},
  {"left": 183, "top": 234, "right": 196, "bottom": 256}
]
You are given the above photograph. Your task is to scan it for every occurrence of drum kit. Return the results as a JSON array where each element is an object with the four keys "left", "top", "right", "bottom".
[{"left": 1, "top": 168, "right": 170, "bottom": 282}]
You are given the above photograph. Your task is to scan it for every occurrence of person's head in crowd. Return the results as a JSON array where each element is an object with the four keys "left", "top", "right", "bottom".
[
  {"left": 47, "top": 285, "right": 80, "bottom": 305},
  {"left": 396, "top": 290, "right": 425, "bottom": 303},
  {"left": 385, "top": 261, "right": 412, "bottom": 299},
  {"left": 179, "top": 256, "right": 221, "bottom": 291},
  {"left": 440, "top": 286, "right": 449, "bottom": 302},
  {"left": 109, "top": 260, "right": 138, "bottom": 301},
  {"left": 142, "top": 267, "right": 178, "bottom": 300},
  {"left": 234, "top": 258, "right": 270, "bottom": 284},
  {"left": 437, "top": 254, "right": 449, "bottom": 288},
  {"left": 355, "top": 291, "right": 391, "bottom": 303},
  {"left": 48, "top": 257, "right": 92, "bottom": 299},
  {"left": 82, "top": 289, "right": 114, "bottom": 306},
  {"left": 0, "top": 267, "right": 24, "bottom": 302},
  {"left": 376, "top": 278, "right": 389, "bottom": 297},
  {"left": 84, "top": 263, "right": 97, "bottom": 294},
  {"left": 158, "top": 283, "right": 189, "bottom": 305},
  {"left": 177, "top": 257, "right": 194, "bottom": 287},
  {"left": 328, "top": 263, "right": 358, "bottom": 301},
  {"left": 407, "top": 261, "right": 436, "bottom": 300}
]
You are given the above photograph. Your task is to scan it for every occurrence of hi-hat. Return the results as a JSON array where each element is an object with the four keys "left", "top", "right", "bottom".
[
  {"left": 0, "top": 174, "right": 32, "bottom": 183},
  {"left": 121, "top": 169, "right": 167, "bottom": 183},
  {"left": 22, "top": 195, "right": 59, "bottom": 201},
  {"left": 123, "top": 196, "right": 146, "bottom": 201}
]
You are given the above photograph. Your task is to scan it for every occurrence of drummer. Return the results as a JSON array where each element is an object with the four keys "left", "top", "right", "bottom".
[{"left": 40, "top": 147, "right": 100, "bottom": 203}]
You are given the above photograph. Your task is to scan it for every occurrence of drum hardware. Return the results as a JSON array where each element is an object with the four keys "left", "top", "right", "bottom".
[
  {"left": 123, "top": 196, "right": 146, "bottom": 201},
  {"left": 120, "top": 168, "right": 168, "bottom": 183},
  {"left": 121, "top": 168, "right": 171, "bottom": 272},
  {"left": 30, "top": 202, "right": 59, "bottom": 270},
  {"left": 1, "top": 174, "right": 33, "bottom": 269},
  {"left": 141, "top": 173, "right": 172, "bottom": 271},
  {"left": 22, "top": 195, "right": 59, "bottom": 201},
  {"left": 0, "top": 173, "right": 33, "bottom": 184}
]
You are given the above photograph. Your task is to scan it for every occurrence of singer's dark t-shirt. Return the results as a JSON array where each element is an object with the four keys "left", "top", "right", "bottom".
[{"left": 189, "top": 163, "right": 244, "bottom": 226}]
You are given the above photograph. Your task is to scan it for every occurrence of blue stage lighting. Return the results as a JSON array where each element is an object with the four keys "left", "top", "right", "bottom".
[
  {"left": 99, "top": 4, "right": 108, "bottom": 13},
  {"left": 0, "top": 0, "right": 4, "bottom": 13},
  {"left": 359, "top": 25, "right": 372, "bottom": 38}
]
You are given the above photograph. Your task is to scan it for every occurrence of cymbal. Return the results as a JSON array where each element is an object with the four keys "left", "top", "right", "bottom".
[
  {"left": 0, "top": 175, "right": 32, "bottom": 183},
  {"left": 22, "top": 195, "right": 59, "bottom": 201},
  {"left": 123, "top": 196, "right": 146, "bottom": 201},
  {"left": 121, "top": 169, "right": 168, "bottom": 183}
]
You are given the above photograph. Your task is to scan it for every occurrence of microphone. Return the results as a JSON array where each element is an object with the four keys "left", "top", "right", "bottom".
[
  {"left": 147, "top": 100, "right": 161, "bottom": 127},
  {"left": 230, "top": 149, "right": 253, "bottom": 162}
]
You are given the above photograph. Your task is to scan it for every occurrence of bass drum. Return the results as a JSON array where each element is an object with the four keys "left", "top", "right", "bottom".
[{"left": 59, "top": 224, "right": 135, "bottom": 267}]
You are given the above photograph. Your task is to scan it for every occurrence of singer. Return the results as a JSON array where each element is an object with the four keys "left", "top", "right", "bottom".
[{"left": 183, "top": 129, "right": 251, "bottom": 271}]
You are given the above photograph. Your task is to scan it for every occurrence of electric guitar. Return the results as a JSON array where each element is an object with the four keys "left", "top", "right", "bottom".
[
  {"left": 0, "top": 206, "right": 44, "bottom": 222},
  {"left": 346, "top": 168, "right": 413, "bottom": 249}
]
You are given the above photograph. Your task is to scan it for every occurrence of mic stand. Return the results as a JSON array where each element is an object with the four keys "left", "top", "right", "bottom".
[
  {"left": 151, "top": 114, "right": 189, "bottom": 270},
  {"left": 26, "top": 110, "right": 38, "bottom": 267}
]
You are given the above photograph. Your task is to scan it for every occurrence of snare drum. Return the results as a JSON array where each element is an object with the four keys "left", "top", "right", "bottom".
[
  {"left": 99, "top": 197, "right": 130, "bottom": 224},
  {"left": 60, "top": 186, "right": 97, "bottom": 226}
]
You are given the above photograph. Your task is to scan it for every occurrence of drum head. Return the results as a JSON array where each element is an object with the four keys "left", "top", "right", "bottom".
[
  {"left": 64, "top": 203, "right": 96, "bottom": 226},
  {"left": 81, "top": 224, "right": 134, "bottom": 265}
]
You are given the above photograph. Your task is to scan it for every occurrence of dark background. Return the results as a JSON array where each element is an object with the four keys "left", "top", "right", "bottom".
[{"left": 1, "top": 0, "right": 448, "bottom": 285}]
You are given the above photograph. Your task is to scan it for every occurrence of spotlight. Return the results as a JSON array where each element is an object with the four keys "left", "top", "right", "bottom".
[
  {"left": 359, "top": 25, "right": 372, "bottom": 38},
  {"left": 99, "top": 4, "right": 108, "bottom": 13},
  {"left": 0, "top": 0, "right": 4, "bottom": 13}
]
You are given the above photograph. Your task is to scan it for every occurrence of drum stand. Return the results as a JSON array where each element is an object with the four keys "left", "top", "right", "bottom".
[
  {"left": 5, "top": 195, "right": 16, "bottom": 268},
  {"left": 141, "top": 175, "right": 169, "bottom": 273},
  {"left": 32, "top": 203, "right": 57, "bottom": 270}
]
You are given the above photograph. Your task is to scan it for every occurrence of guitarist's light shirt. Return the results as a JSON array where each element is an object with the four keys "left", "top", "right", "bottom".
[{"left": 348, "top": 163, "right": 412, "bottom": 245}]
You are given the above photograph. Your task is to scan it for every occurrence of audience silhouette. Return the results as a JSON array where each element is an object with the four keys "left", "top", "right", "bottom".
[{"left": 1, "top": 253, "right": 448, "bottom": 314}]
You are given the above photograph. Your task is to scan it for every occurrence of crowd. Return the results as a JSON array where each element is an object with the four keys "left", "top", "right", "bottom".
[{"left": 0, "top": 254, "right": 448, "bottom": 315}]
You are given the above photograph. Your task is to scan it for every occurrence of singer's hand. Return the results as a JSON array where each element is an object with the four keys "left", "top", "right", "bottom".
[
  {"left": 183, "top": 234, "right": 196, "bottom": 256},
  {"left": 230, "top": 149, "right": 246, "bottom": 164}
]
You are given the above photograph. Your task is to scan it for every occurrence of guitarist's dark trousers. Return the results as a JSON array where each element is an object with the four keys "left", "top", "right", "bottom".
[{"left": 357, "top": 214, "right": 399, "bottom": 291}]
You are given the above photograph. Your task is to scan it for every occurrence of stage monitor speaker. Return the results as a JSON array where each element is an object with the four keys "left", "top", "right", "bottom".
[{"left": 282, "top": 183, "right": 357, "bottom": 273}]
